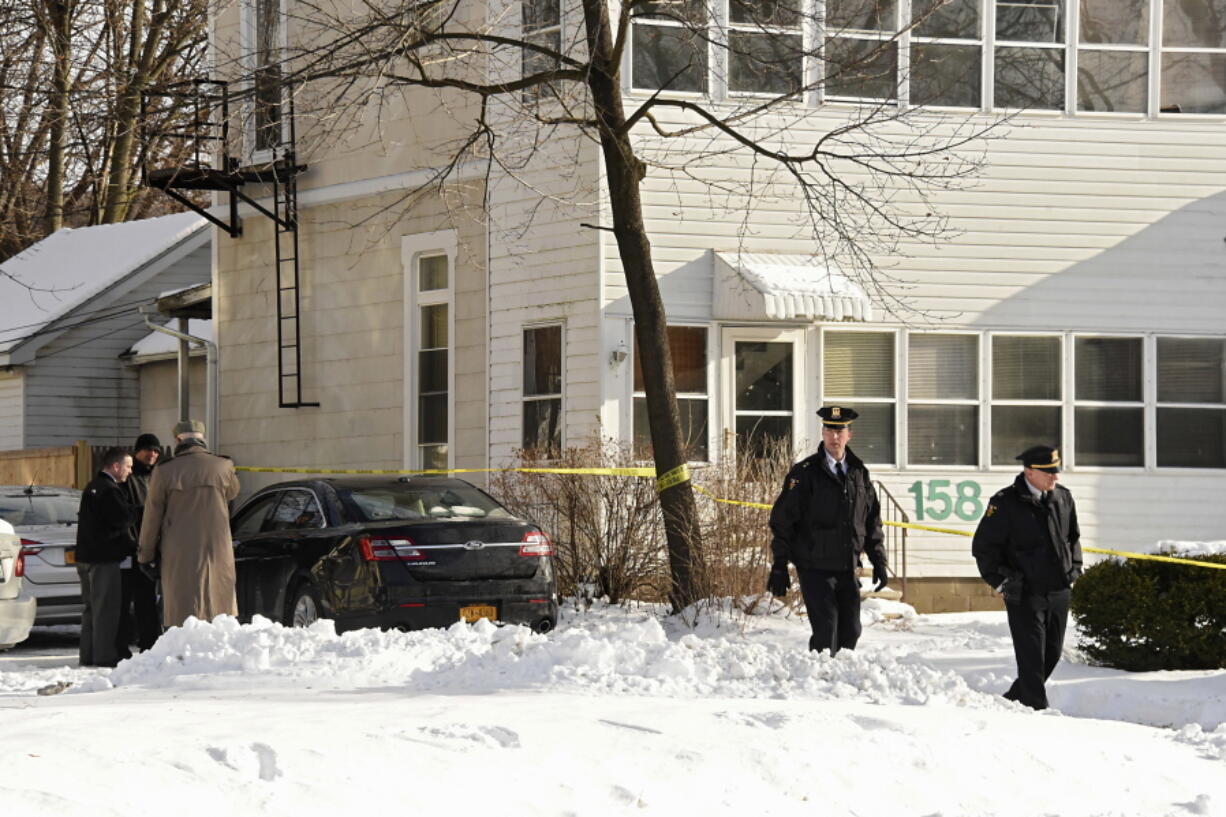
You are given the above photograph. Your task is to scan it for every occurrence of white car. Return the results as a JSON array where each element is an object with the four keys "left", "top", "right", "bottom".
[
  {"left": 0, "top": 518, "right": 35, "bottom": 649},
  {"left": 0, "top": 486, "right": 83, "bottom": 625}
]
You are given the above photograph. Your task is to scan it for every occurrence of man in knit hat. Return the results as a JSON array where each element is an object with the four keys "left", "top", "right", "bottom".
[{"left": 117, "top": 432, "right": 162, "bottom": 655}]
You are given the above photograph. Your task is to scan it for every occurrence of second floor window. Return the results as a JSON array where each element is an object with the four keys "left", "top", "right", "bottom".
[{"left": 253, "top": 0, "right": 282, "bottom": 152}]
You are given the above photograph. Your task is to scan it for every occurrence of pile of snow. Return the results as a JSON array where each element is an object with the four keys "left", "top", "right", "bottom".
[{"left": 1156, "top": 540, "right": 1226, "bottom": 558}]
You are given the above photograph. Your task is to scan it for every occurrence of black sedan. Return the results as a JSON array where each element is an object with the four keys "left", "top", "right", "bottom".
[{"left": 230, "top": 477, "right": 558, "bottom": 634}]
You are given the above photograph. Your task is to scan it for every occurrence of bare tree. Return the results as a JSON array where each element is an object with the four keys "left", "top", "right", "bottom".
[
  {"left": 0, "top": 0, "right": 207, "bottom": 262},
  {"left": 215, "top": 0, "right": 997, "bottom": 611}
]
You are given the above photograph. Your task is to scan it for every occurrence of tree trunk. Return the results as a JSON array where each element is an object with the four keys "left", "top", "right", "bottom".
[
  {"left": 580, "top": 0, "right": 704, "bottom": 612},
  {"left": 42, "top": 0, "right": 74, "bottom": 234}
]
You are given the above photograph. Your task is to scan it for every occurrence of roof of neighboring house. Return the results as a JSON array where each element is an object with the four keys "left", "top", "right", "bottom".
[
  {"left": 125, "top": 319, "right": 213, "bottom": 363},
  {"left": 0, "top": 212, "right": 208, "bottom": 356}
]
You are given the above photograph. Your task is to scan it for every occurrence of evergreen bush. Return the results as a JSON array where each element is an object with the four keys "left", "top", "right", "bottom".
[{"left": 1070, "top": 553, "right": 1226, "bottom": 671}]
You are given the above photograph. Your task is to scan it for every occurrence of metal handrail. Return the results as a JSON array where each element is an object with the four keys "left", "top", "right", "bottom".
[{"left": 873, "top": 480, "right": 909, "bottom": 600}]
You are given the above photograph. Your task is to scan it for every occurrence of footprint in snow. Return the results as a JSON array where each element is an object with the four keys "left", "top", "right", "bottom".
[{"left": 205, "top": 742, "right": 282, "bottom": 781}]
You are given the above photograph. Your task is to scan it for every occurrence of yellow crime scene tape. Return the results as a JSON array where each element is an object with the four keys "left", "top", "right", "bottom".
[{"left": 235, "top": 464, "right": 1224, "bottom": 570}]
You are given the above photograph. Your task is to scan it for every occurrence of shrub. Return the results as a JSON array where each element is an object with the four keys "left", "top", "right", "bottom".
[{"left": 1070, "top": 552, "right": 1226, "bottom": 671}]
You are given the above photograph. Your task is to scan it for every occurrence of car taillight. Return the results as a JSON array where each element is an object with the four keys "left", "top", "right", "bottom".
[
  {"left": 14, "top": 550, "right": 25, "bottom": 577},
  {"left": 358, "top": 535, "right": 425, "bottom": 562},
  {"left": 20, "top": 539, "right": 43, "bottom": 552},
  {"left": 518, "top": 531, "right": 554, "bottom": 557}
]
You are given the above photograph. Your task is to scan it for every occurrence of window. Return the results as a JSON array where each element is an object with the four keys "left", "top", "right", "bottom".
[
  {"left": 823, "top": 330, "right": 895, "bottom": 463},
  {"left": 910, "top": 0, "right": 982, "bottom": 107},
  {"left": 416, "top": 254, "right": 450, "bottom": 470},
  {"left": 634, "top": 326, "right": 709, "bottom": 461},
  {"left": 1078, "top": 0, "right": 1148, "bottom": 113},
  {"left": 991, "top": 335, "right": 1062, "bottom": 464},
  {"left": 522, "top": 0, "right": 561, "bottom": 101},
  {"left": 826, "top": 0, "right": 899, "bottom": 100},
  {"left": 728, "top": 0, "right": 804, "bottom": 94},
  {"left": 523, "top": 325, "right": 563, "bottom": 456},
  {"left": 631, "top": 0, "right": 708, "bottom": 92},
  {"left": 268, "top": 490, "right": 324, "bottom": 531},
  {"left": 1156, "top": 337, "right": 1226, "bottom": 467},
  {"left": 1074, "top": 336, "right": 1143, "bottom": 466},
  {"left": 253, "top": 0, "right": 283, "bottom": 152},
  {"left": 908, "top": 333, "right": 978, "bottom": 465},
  {"left": 1161, "top": 0, "right": 1226, "bottom": 113},
  {"left": 232, "top": 493, "right": 281, "bottom": 537}
]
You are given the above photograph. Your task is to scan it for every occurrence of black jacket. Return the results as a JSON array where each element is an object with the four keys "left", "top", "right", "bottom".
[
  {"left": 123, "top": 459, "right": 154, "bottom": 537},
  {"left": 75, "top": 472, "right": 136, "bottom": 564},
  {"left": 972, "top": 473, "right": 1083, "bottom": 596},
  {"left": 769, "top": 445, "right": 886, "bottom": 571}
]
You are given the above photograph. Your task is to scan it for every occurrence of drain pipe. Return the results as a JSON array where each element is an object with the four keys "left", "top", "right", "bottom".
[{"left": 140, "top": 307, "right": 219, "bottom": 448}]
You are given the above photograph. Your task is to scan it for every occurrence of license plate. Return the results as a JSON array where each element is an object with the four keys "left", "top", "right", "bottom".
[
  {"left": 64, "top": 549, "right": 75, "bottom": 565},
  {"left": 459, "top": 604, "right": 497, "bottom": 623}
]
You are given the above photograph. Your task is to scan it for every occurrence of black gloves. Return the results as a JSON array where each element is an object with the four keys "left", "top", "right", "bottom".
[
  {"left": 871, "top": 561, "right": 889, "bottom": 592},
  {"left": 767, "top": 563, "right": 791, "bottom": 597},
  {"left": 138, "top": 561, "right": 159, "bottom": 582},
  {"left": 996, "top": 571, "right": 1023, "bottom": 602}
]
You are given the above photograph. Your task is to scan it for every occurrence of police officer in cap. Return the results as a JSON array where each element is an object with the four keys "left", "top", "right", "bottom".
[
  {"left": 767, "top": 405, "right": 888, "bottom": 654},
  {"left": 972, "top": 445, "right": 1083, "bottom": 710}
]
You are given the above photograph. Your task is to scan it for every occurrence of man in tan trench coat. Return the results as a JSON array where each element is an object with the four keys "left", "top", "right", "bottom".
[{"left": 138, "top": 420, "right": 241, "bottom": 627}]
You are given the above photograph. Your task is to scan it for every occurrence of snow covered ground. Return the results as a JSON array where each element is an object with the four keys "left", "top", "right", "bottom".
[{"left": 1, "top": 599, "right": 1223, "bottom": 817}]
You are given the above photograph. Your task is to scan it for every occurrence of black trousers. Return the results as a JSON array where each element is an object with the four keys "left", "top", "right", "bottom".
[
  {"left": 77, "top": 562, "right": 123, "bottom": 668},
  {"left": 117, "top": 566, "right": 160, "bottom": 654},
  {"left": 1004, "top": 588, "right": 1070, "bottom": 710},
  {"left": 797, "top": 568, "right": 862, "bottom": 655}
]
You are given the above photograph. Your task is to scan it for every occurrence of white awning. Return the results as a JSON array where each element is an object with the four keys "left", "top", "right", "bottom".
[{"left": 713, "top": 252, "right": 874, "bottom": 322}]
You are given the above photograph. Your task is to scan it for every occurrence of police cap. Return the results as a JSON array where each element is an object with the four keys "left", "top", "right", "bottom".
[
  {"left": 817, "top": 405, "right": 858, "bottom": 429},
  {"left": 1017, "top": 445, "right": 1061, "bottom": 472}
]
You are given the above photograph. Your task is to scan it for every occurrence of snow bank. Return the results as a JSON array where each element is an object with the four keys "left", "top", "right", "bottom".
[
  {"left": 1156, "top": 540, "right": 1226, "bottom": 557},
  {"left": 56, "top": 609, "right": 999, "bottom": 711}
]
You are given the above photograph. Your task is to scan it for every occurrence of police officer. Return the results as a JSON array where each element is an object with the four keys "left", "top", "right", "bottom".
[
  {"left": 972, "top": 445, "right": 1083, "bottom": 710},
  {"left": 767, "top": 406, "right": 888, "bottom": 654}
]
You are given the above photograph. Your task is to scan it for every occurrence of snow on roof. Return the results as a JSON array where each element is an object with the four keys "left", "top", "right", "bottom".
[
  {"left": 126, "top": 319, "right": 213, "bottom": 361},
  {"left": 0, "top": 211, "right": 207, "bottom": 353},
  {"left": 713, "top": 251, "right": 874, "bottom": 322}
]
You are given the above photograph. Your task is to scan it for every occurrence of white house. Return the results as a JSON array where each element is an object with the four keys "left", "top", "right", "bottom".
[
  {"left": 199, "top": 0, "right": 1226, "bottom": 611},
  {"left": 0, "top": 212, "right": 211, "bottom": 451}
]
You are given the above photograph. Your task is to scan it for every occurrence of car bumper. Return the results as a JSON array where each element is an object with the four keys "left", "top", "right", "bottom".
[
  {"left": 343, "top": 594, "right": 559, "bottom": 634},
  {"left": 0, "top": 594, "right": 36, "bottom": 648}
]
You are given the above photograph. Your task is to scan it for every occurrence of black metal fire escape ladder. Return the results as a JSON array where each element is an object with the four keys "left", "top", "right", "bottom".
[{"left": 141, "top": 79, "right": 317, "bottom": 408}]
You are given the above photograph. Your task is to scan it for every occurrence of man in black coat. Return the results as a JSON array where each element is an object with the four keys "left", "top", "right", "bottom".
[
  {"left": 117, "top": 433, "right": 162, "bottom": 656},
  {"left": 973, "top": 445, "right": 1083, "bottom": 710},
  {"left": 75, "top": 447, "right": 135, "bottom": 668},
  {"left": 767, "top": 406, "right": 888, "bottom": 654}
]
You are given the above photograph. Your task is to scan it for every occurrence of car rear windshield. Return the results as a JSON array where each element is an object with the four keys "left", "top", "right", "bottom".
[
  {"left": 0, "top": 491, "right": 81, "bottom": 526},
  {"left": 339, "top": 483, "right": 514, "bottom": 523}
]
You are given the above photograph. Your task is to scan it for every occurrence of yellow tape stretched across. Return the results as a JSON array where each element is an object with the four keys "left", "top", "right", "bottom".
[{"left": 234, "top": 464, "right": 1223, "bottom": 570}]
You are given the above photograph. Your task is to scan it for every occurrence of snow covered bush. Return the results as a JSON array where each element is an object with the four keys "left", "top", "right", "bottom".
[{"left": 1071, "top": 553, "right": 1226, "bottom": 671}]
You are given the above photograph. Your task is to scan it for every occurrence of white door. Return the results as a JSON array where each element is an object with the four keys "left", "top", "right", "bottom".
[{"left": 720, "top": 327, "right": 807, "bottom": 461}]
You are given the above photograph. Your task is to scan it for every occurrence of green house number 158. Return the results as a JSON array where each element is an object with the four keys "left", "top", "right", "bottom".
[{"left": 907, "top": 480, "right": 984, "bottom": 522}]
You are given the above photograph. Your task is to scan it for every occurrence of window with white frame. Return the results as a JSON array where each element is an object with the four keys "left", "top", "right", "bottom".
[
  {"left": 1156, "top": 337, "right": 1226, "bottom": 467},
  {"left": 626, "top": 0, "right": 1226, "bottom": 115},
  {"left": 631, "top": 0, "right": 709, "bottom": 92},
  {"left": 523, "top": 325, "right": 563, "bottom": 456},
  {"left": 522, "top": 0, "right": 561, "bottom": 101},
  {"left": 252, "top": 0, "right": 283, "bottom": 153},
  {"left": 910, "top": 0, "right": 983, "bottom": 107},
  {"left": 908, "top": 333, "right": 979, "bottom": 466},
  {"left": 416, "top": 255, "right": 450, "bottom": 469},
  {"left": 634, "top": 326, "right": 709, "bottom": 461},
  {"left": 728, "top": 0, "right": 804, "bottom": 94},
  {"left": 991, "top": 334, "right": 1062, "bottom": 464},
  {"left": 1078, "top": 0, "right": 1149, "bottom": 113},
  {"left": 1160, "top": 0, "right": 1226, "bottom": 114},
  {"left": 826, "top": 0, "right": 900, "bottom": 100},
  {"left": 822, "top": 330, "right": 896, "bottom": 464},
  {"left": 1074, "top": 336, "right": 1143, "bottom": 466}
]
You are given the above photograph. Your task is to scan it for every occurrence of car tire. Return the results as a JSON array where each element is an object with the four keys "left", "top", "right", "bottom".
[{"left": 286, "top": 582, "right": 323, "bottom": 628}]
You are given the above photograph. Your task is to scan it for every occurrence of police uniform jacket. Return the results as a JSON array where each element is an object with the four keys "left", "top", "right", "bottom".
[
  {"left": 769, "top": 445, "right": 886, "bottom": 572},
  {"left": 75, "top": 472, "right": 137, "bottom": 564},
  {"left": 972, "top": 472, "right": 1083, "bottom": 596}
]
